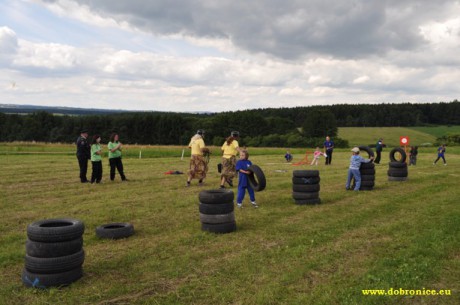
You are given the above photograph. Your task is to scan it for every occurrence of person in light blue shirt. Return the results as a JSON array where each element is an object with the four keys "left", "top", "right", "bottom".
[{"left": 346, "top": 147, "right": 374, "bottom": 191}]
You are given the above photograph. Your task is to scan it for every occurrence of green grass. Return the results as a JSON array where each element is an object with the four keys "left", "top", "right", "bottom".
[
  {"left": 338, "top": 127, "right": 439, "bottom": 147},
  {"left": 0, "top": 147, "right": 459, "bottom": 304},
  {"left": 408, "top": 126, "right": 460, "bottom": 138}
]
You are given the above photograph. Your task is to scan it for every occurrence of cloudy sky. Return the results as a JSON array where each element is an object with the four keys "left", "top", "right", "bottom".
[{"left": 1, "top": 0, "right": 459, "bottom": 112}]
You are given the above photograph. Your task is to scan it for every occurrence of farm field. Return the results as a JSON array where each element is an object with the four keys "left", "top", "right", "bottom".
[
  {"left": 0, "top": 147, "right": 459, "bottom": 304},
  {"left": 408, "top": 126, "right": 460, "bottom": 138}
]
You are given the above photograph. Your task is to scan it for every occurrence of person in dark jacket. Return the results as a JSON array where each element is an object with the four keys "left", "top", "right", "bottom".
[
  {"left": 76, "top": 129, "right": 91, "bottom": 183},
  {"left": 374, "top": 138, "right": 384, "bottom": 164}
]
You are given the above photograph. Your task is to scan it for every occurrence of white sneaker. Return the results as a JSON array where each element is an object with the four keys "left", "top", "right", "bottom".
[
  {"left": 251, "top": 201, "right": 258, "bottom": 208},
  {"left": 236, "top": 203, "right": 242, "bottom": 208},
  {"left": 444, "top": 163, "right": 447, "bottom": 166}
]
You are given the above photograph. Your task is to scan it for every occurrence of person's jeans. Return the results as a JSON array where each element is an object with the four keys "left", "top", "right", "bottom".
[{"left": 346, "top": 168, "right": 361, "bottom": 191}]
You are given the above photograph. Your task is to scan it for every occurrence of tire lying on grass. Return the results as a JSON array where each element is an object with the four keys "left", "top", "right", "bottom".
[
  {"left": 96, "top": 223, "right": 134, "bottom": 239},
  {"left": 25, "top": 249, "right": 85, "bottom": 274},
  {"left": 248, "top": 165, "right": 266, "bottom": 192},
  {"left": 199, "top": 189, "right": 234, "bottom": 204},
  {"left": 199, "top": 202, "right": 234, "bottom": 215},
  {"left": 292, "top": 170, "right": 319, "bottom": 178},
  {"left": 26, "top": 237, "right": 83, "bottom": 258},
  {"left": 22, "top": 267, "right": 83, "bottom": 289},
  {"left": 388, "top": 176, "right": 408, "bottom": 181},
  {"left": 201, "top": 222, "right": 236, "bottom": 234},
  {"left": 389, "top": 161, "right": 407, "bottom": 168},
  {"left": 292, "top": 176, "right": 320, "bottom": 185},
  {"left": 292, "top": 184, "right": 320, "bottom": 192},
  {"left": 389, "top": 147, "right": 407, "bottom": 163},
  {"left": 199, "top": 212, "right": 235, "bottom": 224},
  {"left": 27, "top": 219, "right": 85, "bottom": 243},
  {"left": 295, "top": 198, "right": 321, "bottom": 205}
]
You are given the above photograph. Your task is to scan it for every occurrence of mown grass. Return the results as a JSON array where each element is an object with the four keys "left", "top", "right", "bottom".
[
  {"left": 408, "top": 126, "right": 460, "bottom": 138},
  {"left": 0, "top": 148, "right": 459, "bottom": 304},
  {"left": 338, "top": 127, "right": 440, "bottom": 147}
]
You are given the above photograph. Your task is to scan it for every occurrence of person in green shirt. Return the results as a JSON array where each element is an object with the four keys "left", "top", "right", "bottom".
[
  {"left": 90, "top": 135, "right": 103, "bottom": 184},
  {"left": 108, "top": 133, "right": 127, "bottom": 181}
]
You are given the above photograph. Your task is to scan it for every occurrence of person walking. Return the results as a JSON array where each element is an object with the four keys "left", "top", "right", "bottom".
[
  {"left": 409, "top": 146, "right": 418, "bottom": 166},
  {"left": 186, "top": 129, "right": 208, "bottom": 186},
  {"left": 433, "top": 144, "right": 447, "bottom": 165},
  {"left": 375, "top": 138, "right": 384, "bottom": 164},
  {"left": 90, "top": 135, "right": 103, "bottom": 184},
  {"left": 220, "top": 131, "right": 241, "bottom": 188},
  {"left": 323, "top": 136, "right": 334, "bottom": 165},
  {"left": 310, "top": 147, "right": 325, "bottom": 166},
  {"left": 108, "top": 133, "right": 127, "bottom": 181},
  {"left": 76, "top": 129, "right": 91, "bottom": 183},
  {"left": 235, "top": 150, "right": 258, "bottom": 208},
  {"left": 346, "top": 147, "right": 374, "bottom": 191}
]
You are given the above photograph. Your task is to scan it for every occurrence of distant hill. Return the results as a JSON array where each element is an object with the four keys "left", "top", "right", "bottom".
[{"left": 0, "top": 104, "right": 131, "bottom": 115}]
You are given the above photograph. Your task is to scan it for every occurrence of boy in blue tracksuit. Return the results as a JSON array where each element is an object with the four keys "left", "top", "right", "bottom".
[
  {"left": 346, "top": 147, "right": 374, "bottom": 191},
  {"left": 235, "top": 150, "right": 258, "bottom": 208},
  {"left": 433, "top": 144, "right": 447, "bottom": 165}
]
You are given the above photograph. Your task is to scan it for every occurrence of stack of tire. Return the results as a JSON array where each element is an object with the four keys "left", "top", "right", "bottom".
[
  {"left": 199, "top": 189, "right": 236, "bottom": 234},
  {"left": 292, "top": 170, "right": 321, "bottom": 205},
  {"left": 353, "top": 146, "right": 376, "bottom": 191},
  {"left": 388, "top": 147, "right": 408, "bottom": 181},
  {"left": 22, "top": 218, "right": 85, "bottom": 289}
]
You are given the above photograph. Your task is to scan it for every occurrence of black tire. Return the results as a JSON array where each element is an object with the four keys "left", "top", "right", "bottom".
[
  {"left": 200, "top": 212, "right": 235, "bottom": 224},
  {"left": 360, "top": 168, "right": 375, "bottom": 175},
  {"left": 292, "top": 170, "right": 319, "bottom": 178},
  {"left": 292, "top": 184, "right": 320, "bottom": 192},
  {"left": 387, "top": 171, "right": 408, "bottom": 177},
  {"left": 360, "top": 181, "right": 375, "bottom": 187},
  {"left": 389, "top": 161, "right": 407, "bottom": 168},
  {"left": 359, "top": 163, "right": 375, "bottom": 169},
  {"left": 27, "top": 219, "right": 85, "bottom": 243},
  {"left": 388, "top": 176, "right": 408, "bottom": 181},
  {"left": 25, "top": 249, "right": 85, "bottom": 274},
  {"left": 199, "top": 202, "right": 234, "bottom": 215},
  {"left": 292, "top": 177, "right": 320, "bottom": 185},
  {"left": 199, "top": 202, "right": 235, "bottom": 215},
  {"left": 96, "top": 223, "right": 134, "bottom": 239},
  {"left": 359, "top": 186, "right": 374, "bottom": 191},
  {"left": 295, "top": 198, "right": 321, "bottom": 205},
  {"left": 359, "top": 146, "right": 375, "bottom": 158},
  {"left": 388, "top": 168, "right": 408, "bottom": 174},
  {"left": 248, "top": 165, "right": 266, "bottom": 192},
  {"left": 26, "top": 238, "right": 83, "bottom": 258},
  {"left": 22, "top": 267, "right": 83, "bottom": 289},
  {"left": 361, "top": 175, "right": 375, "bottom": 181},
  {"left": 389, "top": 147, "right": 407, "bottom": 163},
  {"left": 199, "top": 189, "right": 234, "bottom": 204},
  {"left": 201, "top": 222, "right": 236, "bottom": 234},
  {"left": 292, "top": 191, "right": 319, "bottom": 200}
]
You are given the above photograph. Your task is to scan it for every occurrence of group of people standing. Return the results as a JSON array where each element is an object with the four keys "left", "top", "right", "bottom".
[
  {"left": 186, "top": 130, "right": 257, "bottom": 208},
  {"left": 76, "top": 130, "right": 127, "bottom": 184}
]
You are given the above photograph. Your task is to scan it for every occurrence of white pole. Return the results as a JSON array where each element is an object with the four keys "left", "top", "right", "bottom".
[
  {"left": 181, "top": 149, "right": 185, "bottom": 160},
  {"left": 139, "top": 150, "right": 142, "bottom": 159}
]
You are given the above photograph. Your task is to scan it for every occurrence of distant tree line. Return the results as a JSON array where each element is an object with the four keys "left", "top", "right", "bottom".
[{"left": 0, "top": 101, "right": 458, "bottom": 147}]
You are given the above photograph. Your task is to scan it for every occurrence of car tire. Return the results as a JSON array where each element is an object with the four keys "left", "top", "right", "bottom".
[{"left": 27, "top": 219, "right": 85, "bottom": 243}]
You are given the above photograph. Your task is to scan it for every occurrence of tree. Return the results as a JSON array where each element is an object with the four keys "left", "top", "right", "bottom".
[{"left": 302, "top": 109, "right": 337, "bottom": 138}]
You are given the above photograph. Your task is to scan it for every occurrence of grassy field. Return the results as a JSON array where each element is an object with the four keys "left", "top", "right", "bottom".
[
  {"left": 0, "top": 146, "right": 459, "bottom": 305},
  {"left": 408, "top": 126, "right": 460, "bottom": 138},
  {"left": 338, "top": 127, "right": 440, "bottom": 147}
]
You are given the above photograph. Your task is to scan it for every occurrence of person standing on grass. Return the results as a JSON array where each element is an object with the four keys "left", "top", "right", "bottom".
[
  {"left": 108, "top": 133, "right": 127, "bottom": 181},
  {"left": 186, "top": 129, "right": 207, "bottom": 186},
  {"left": 323, "top": 136, "right": 334, "bottom": 165},
  {"left": 433, "top": 144, "right": 447, "bottom": 166},
  {"left": 375, "top": 138, "right": 384, "bottom": 164},
  {"left": 90, "top": 135, "right": 103, "bottom": 184},
  {"left": 220, "top": 131, "right": 241, "bottom": 189},
  {"left": 409, "top": 146, "right": 418, "bottom": 166},
  {"left": 235, "top": 150, "right": 258, "bottom": 208},
  {"left": 346, "top": 147, "right": 374, "bottom": 191},
  {"left": 76, "top": 129, "right": 90, "bottom": 183},
  {"left": 310, "top": 147, "right": 325, "bottom": 166}
]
